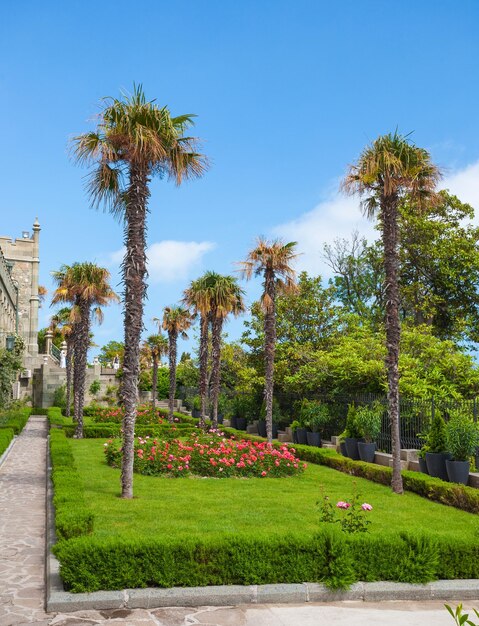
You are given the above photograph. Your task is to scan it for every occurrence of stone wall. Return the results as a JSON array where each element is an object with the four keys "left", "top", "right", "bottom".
[{"left": 0, "top": 218, "right": 40, "bottom": 358}]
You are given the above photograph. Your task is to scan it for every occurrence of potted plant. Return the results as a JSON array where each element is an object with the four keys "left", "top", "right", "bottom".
[
  {"left": 191, "top": 396, "right": 201, "bottom": 419},
  {"left": 290, "top": 420, "right": 301, "bottom": 444},
  {"left": 425, "top": 410, "right": 451, "bottom": 481},
  {"left": 356, "top": 403, "right": 382, "bottom": 463},
  {"left": 303, "top": 400, "right": 329, "bottom": 447},
  {"left": 342, "top": 404, "right": 362, "bottom": 460},
  {"left": 445, "top": 415, "right": 479, "bottom": 485},
  {"left": 293, "top": 399, "right": 309, "bottom": 445},
  {"left": 417, "top": 445, "right": 429, "bottom": 474},
  {"left": 232, "top": 395, "right": 253, "bottom": 431}
]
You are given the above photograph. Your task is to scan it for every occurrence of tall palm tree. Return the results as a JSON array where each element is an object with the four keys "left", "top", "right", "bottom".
[
  {"left": 239, "top": 239, "right": 298, "bottom": 443},
  {"left": 342, "top": 131, "right": 441, "bottom": 494},
  {"left": 162, "top": 306, "right": 194, "bottom": 422},
  {"left": 183, "top": 276, "right": 213, "bottom": 428},
  {"left": 141, "top": 334, "right": 168, "bottom": 409},
  {"left": 72, "top": 85, "right": 207, "bottom": 498},
  {"left": 52, "top": 263, "right": 118, "bottom": 438},
  {"left": 50, "top": 307, "right": 74, "bottom": 416},
  {"left": 203, "top": 273, "right": 245, "bottom": 428}
]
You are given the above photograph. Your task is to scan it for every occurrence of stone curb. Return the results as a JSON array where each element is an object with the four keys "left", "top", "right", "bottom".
[
  {"left": 44, "top": 425, "right": 479, "bottom": 613},
  {"left": 0, "top": 435, "right": 17, "bottom": 470}
]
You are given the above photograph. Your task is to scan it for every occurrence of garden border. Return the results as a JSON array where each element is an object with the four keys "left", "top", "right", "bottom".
[
  {"left": 0, "top": 435, "right": 16, "bottom": 469},
  {"left": 45, "top": 433, "right": 479, "bottom": 612}
]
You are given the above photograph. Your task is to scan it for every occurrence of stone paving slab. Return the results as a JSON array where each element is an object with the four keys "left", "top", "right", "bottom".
[{"left": 0, "top": 416, "right": 477, "bottom": 625}]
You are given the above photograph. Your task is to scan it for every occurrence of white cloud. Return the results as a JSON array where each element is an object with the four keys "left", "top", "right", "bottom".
[
  {"left": 108, "top": 240, "right": 216, "bottom": 283},
  {"left": 441, "top": 161, "right": 479, "bottom": 211},
  {"left": 146, "top": 240, "right": 215, "bottom": 283},
  {"left": 273, "top": 191, "right": 376, "bottom": 277}
]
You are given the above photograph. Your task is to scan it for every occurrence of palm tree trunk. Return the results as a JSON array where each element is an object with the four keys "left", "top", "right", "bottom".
[
  {"left": 168, "top": 331, "right": 178, "bottom": 423},
  {"left": 121, "top": 164, "right": 149, "bottom": 499},
  {"left": 65, "top": 336, "right": 73, "bottom": 417},
  {"left": 151, "top": 357, "right": 158, "bottom": 410},
  {"left": 210, "top": 315, "right": 223, "bottom": 429},
  {"left": 73, "top": 302, "right": 90, "bottom": 439},
  {"left": 382, "top": 194, "right": 404, "bottom": 494},
  {"left": 198, "top": 313, "right": 209, "bottom": 428},
  {"left": 263, "top": 269, "right": 276, "bottom": 444}
]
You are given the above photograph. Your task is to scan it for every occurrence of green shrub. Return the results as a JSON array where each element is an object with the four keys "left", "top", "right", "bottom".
[
  {"left": 0, "top": 427, "right": 14, "bottom": 456},
  {"left": 445, "top": 415, "right": 479, "bottom": 462},
  {"left": 299, "top": 399, "right": 330, "bottom": 433},
  {"left": 0, "top": 407, "right": 31, "bottom": 434},
  {"left": 355, "top": 403, "right": 382, "bottom": 443},
  {"left": 52, "top": 528, "right": 478, "bottom": 594},
  {"left": 428, "top": 410, "right": 448, "bottom": 453},
  {"left": 341, "top": 404, "right": 362, "bottom": 439},
  {"left": 50, "top": 430, "right": 94, "bottom": 540}
]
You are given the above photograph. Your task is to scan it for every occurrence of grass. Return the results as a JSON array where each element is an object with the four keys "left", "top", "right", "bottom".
[{"left": 72, "top": 438, "right": 479, "bottom": 542}]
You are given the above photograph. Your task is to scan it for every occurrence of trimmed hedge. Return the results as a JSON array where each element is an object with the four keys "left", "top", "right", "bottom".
[
  {"left": 53, "top": 528, "right": 477, "bottom": 593},
  {"left": 50, "top": 429, "right": 94, "bottom": 540},
  {"left": 0, "top": 427, "right": 14, "bottom": 456},
  {"left": 0, "top": 407, "right": 31, "bottom": 434}
]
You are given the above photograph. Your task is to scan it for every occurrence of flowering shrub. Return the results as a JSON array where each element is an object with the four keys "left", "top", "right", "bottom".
[
  {"left": 91, "top": 405, "right": 176, "bottom": 425},
  {"left": 318, "top": 483, "right": 373, "bottom": 534},
  {"left": 104, "top": 431, "right": 306, "bottom": 478}
]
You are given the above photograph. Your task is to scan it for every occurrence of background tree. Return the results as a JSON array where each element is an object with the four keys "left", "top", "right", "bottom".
[
  {"left": 342, "top": 131, "right": 441, "bottom": 494},
  {"left": 239, "top": 238, "right": 298, "bottom": 443},
  {"left": 52, "top": 263, "right": 118, "bottom": 437},
  {"left": 204, "top": 273, "right": 245, "bottom": 428},
  {"left": 141, "top": 334, "right": 168, "bottom": 409},
  {"left": 73, "top": 85, "right": 207, "bottom": 498},
  {"left": 162, "top": 306, "right": 194, "bottom": 422},
  {"left": 98, "top": 340, "right": 125, "bottom": 367},
  {"left": 183, "top": 276, "right": 213, "bottom": 427}
]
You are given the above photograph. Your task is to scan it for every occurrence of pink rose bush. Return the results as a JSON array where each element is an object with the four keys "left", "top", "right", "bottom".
[
  {"left": 104, "top": 432, "right": 307, "bottom": 479},
  {"left": 93, "top": 405, "right": 166, "bottom": 425},
  {"left": 318, "top": 482, "right": 373, "bottom": 534}
]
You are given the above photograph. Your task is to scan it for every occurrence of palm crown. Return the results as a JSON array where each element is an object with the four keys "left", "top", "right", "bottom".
[
  {"left": 72, "top": 85, "right": 208, "bottom": 215},
  {"left": 162, "top": 306, "right": 194, "bottom": 339}
]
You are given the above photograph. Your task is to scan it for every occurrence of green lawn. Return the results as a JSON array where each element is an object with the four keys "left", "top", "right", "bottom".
[{"left": 72, "top": 439, "right": 479, "bottom": 542}]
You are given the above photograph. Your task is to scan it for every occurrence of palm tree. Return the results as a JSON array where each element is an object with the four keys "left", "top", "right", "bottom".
[
  {"left": 183, "top": 276, "right": 213, "bottom": 428},
  {"left": 204, "top": 274, "right": 245, "bottom": 428},
  {"left": 239, "top": 239, "right": 298, "bottom": 443},
  {"left": 141, "top": 334, "right": 168, "bottom": 409},
  {"left": 52, "top": 263, "right": 118, "bottom": 437},
  {"left": 162, "top": 306, "right": 194, "bottom": 422},
  {"left": 342, "top": 131, "right": 441, "bottom": 494},
  {"left": 50, "top": 307, "right": 74, "bottom": 416},
  {"left": 72, "top": 85, "right": 207, "bottom": 498}
]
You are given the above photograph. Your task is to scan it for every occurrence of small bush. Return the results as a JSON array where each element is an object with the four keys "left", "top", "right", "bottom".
[
  {"left": 428, "top": 410, "right": 448, "bottom": 453},
  {"left": 445, "top": 415, "right": 479, "bottom": 462}
]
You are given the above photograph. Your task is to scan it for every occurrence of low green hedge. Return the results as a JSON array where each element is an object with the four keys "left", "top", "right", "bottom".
[
  {"left": 0, "top": 407, "right": 31, "bottom": 434},
  {"left": 50, "top": 430, "right": 94, "bottom": 540},
  {"left": 53, "top": 528, "right": 478, "bottom": 593},
  {"left": 0, "top": 427, "right": 14, "bottom": 456}
]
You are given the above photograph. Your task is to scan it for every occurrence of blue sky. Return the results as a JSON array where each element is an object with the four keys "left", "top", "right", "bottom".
[{"left": 1, "top": 0, "right": 479, "bottom": 357}]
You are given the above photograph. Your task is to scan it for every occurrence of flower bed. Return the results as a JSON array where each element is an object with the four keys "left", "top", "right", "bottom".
[
  {"left": 89, "top": 404, "right": 172, "bottom": 425},
  {"left": 104, "top": 432, "right": 306, "bottom": 478}
]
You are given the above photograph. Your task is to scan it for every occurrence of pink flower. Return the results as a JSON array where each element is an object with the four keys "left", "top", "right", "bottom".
[
  {"left": 336, "top": 501, "right": 351, "bottom": 509},
  {"left": 261, "top": 471, "right": 267, "bottom": 477},
  {"left": 361, "top": 503, "right": 373, "bottom": 511}
]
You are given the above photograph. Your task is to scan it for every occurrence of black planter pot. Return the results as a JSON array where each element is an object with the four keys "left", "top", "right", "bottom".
[
  {"left": 425, "top": 452, "right": 452, "bottom": 482},
  {"left": 217, "top": 414, "right": 224, "bottom": 425},
  {"left": 296, "top": 428, "right": 308, "bottom": 445},
  {"left": 307, "top": 431, "right": 321, "bottom": 447},
  {"left": 340, "top": 441, "right": 347, "bottom": 456},
  {"left": 257, "top": 420, "right": 267, "bottom": 438},
  {"left": 230, "top": 416, "right": 238, "bottom": 429},
  {"left": 446, "top": 460, "right": 470, "bottom": 485},
  {"left": 293, "top": 431, "right": 299, "bottom": 444},
  {"left": 236, "top": 417, "right": 247, "bottom": 431},
  {"left": 345, "top": 437, "right": 360, "bottom": 460},
  {"left": 418, "top": 457, "right": 428, "bottom": 474},
  {"left": 272, "top": 423, "right": 279, "bottom": 439},
  {"left": 192, "top": 408, "right": 200, "bottom": 418},
  {"left": 358, "top": 441, "right": 376, "bottom": 463}
]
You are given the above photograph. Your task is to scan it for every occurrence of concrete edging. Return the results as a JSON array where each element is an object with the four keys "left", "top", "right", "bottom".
[
  {"left": 0, "top": 435, "right": 17, "bottom": 470},
  {"left": 45, "top": 429, "right": 479, "bottom": 613}
]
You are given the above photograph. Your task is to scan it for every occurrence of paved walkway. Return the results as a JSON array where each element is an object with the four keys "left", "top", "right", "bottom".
[{"left": 0, "top": 417, "right": 474, "bottom": 625}]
